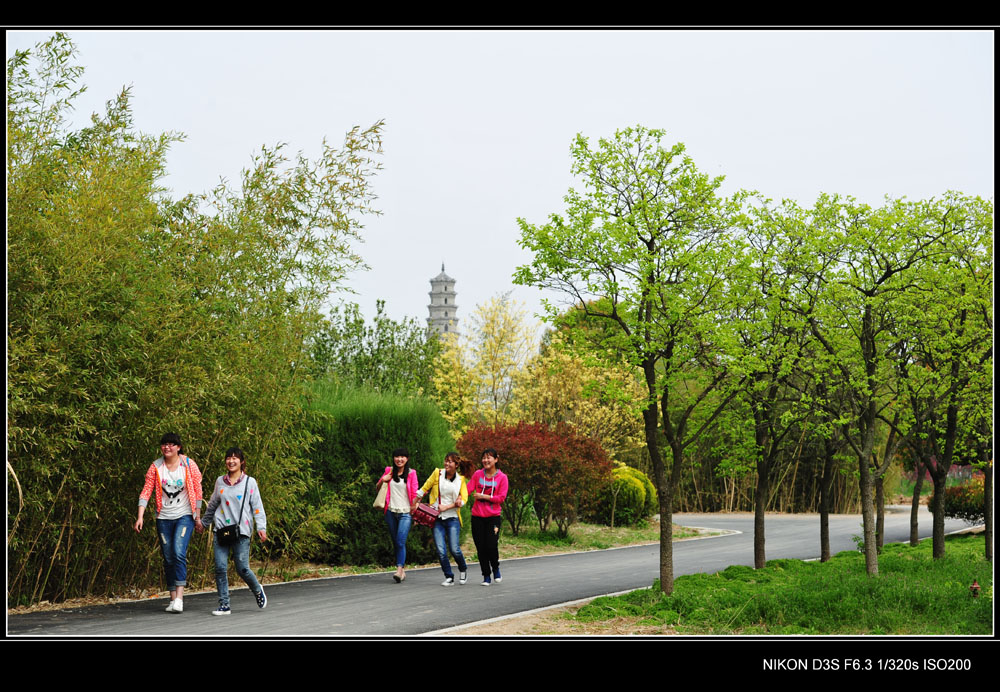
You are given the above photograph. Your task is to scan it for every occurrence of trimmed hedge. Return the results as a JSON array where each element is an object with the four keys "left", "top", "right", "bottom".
[{"left": 305, "top": 381, "right": 455, "bottom": 565}]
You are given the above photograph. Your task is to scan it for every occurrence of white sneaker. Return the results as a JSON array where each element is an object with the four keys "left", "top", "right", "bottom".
[
  {"left": 166, "top": 598, "right": 183, "bottom": 613},
  {"left": 165, "top": 600, "right": 176, "bottom": 613},
  {"left": 459, "top": 571, "right": 468, "bottom": 585},
  {"left": 441, "top": 577, "right": 455, "bottom": 586}
]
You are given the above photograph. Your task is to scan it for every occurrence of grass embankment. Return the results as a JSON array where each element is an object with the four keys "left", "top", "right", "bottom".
[
  {"left": 259, "top": 517, "right": 688, "bottom": 582},
  {"left": 565, "top": 533, "right": 991, "bottom": 635}
]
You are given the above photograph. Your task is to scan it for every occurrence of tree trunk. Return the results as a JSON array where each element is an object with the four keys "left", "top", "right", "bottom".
[
  {"left": 930, "top": 472, "right": 948, "bottom": 559},
  {"left": 859, "top": 453, "right": 878, "bottom": 575},
  {"left": 875, "top": 475, "right": 885, "bottom": 553},
  {"left": 819, "top": 447, "right": 833, "bottom": 562},
  {"left": 984, "top": 460, "right": 993, "bottom": 563},
  {"left": 909, "top": 460, "right": 924, "bottom": 547},
  {"left": 640, "top": 383, "right": 673, "bottom": 595},
  {"left": 754, "top": 456, "right": 768, "bottom": 569}
]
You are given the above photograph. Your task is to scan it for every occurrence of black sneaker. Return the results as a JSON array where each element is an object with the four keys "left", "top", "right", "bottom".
[{"left": 255, "top": 587, "right": 267, "bottom": 609}]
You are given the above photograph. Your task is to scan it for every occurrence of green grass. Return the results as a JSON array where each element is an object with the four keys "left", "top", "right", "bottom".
[{"left": 572, "top": 534, "right": 992, "bottom": 634}]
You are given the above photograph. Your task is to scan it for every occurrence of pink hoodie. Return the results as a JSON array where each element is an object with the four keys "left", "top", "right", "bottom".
[{"left": 468, "top": 469, "right": 508, "bottom": 518}]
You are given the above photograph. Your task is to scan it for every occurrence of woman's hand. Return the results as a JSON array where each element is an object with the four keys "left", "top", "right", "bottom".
[
  {"left": 378, "top": 472, "right": 392, "bottom": 485},
  {"left": 134, "top": 508, "right": 145, "bottom": 532},
  {"left": 258, "top": 530, "right": 267, "bottom": 542}
]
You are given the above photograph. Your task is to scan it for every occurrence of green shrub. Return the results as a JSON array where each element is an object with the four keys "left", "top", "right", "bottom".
[
  {"left": 623, "top": 466, "right": 658, "bottom": 518},
  {"left": 587, "top": 464, "right": 656, "bottom": 527},
  {"left": 304, "top": 381, "right": 454, "bottom": 566}
]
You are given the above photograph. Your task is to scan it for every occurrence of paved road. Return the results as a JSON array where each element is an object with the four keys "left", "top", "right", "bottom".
[{"left": 7, "top": 506, "right": 975, "bottom": 636}]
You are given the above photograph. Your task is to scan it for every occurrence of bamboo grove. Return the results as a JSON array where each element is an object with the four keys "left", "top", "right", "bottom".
[{"left": 7, "top": 35, "right": 385, "bottom": 604}]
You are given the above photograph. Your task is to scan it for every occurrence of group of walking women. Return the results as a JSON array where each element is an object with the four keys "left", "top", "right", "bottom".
[
  {"left": 135, "top": 433, "right": 268, "bottom": 615},
  {"left": 376, "top": 447, "right": 508, "bottom": 586},
  {"left": 136, "top": 434, "right": 507, "bottom": 618}
]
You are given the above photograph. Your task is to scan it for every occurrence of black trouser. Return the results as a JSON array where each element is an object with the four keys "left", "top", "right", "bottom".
[{"left": 470, "top": 515, "right": 502, "bottom": 578}]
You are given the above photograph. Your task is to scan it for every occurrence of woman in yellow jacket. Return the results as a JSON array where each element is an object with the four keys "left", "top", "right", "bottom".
[{"left": 413, "top": 452, "right": 473, "bottom": 586}]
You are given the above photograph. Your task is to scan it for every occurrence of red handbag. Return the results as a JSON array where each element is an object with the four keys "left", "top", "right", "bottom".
[{"left": 412, "top": 502, "right": 439, "bottom": 527}]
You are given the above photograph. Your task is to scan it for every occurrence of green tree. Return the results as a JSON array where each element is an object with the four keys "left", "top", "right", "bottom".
[
  {"left": 430, "top": 292, "right": 537, "bottom": 437},
  {"left": 515, "top": 126, "right": 745, "bottom": 594},
  {"left": 788, "top": 194, "right": 984, "bottom": 574},
  {"left": 889, "top": 195, "right": 992, "bottom": 558},
  {"left": 310, "top": 299, "right": 442, "bottom": 396},
  {"left": 510, "top": 330, "right": 647, "bottom": 464},
  {"left": 728, "top": 198, "right": 814, "bottom": 568}
]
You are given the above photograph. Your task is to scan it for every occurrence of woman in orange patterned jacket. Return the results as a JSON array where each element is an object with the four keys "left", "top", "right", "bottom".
[{"left": 135, "top": 432, "right": 203, "bottom": 614}]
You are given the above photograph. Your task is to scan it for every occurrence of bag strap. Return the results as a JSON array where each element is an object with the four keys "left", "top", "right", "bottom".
[{"left": 234, "top": 475, "right": 250, "bottom": 526}]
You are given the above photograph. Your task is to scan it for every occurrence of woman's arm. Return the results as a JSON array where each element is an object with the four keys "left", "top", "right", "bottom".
[
  {"left": 135, "top": 464, "right": 157, "bottom": 531},
  {"left": 201, "top": 480, "right": 221, "bottom": 528},
  {"left": 491, "top": 473, "right": 509, "bottom": 505},
  {"left": 407, "top": 469, "right": 419, "bottom": 504},
  {"left": 186, "top": 458, "right": 203, "bottom": 524},
  {"left": 249, "top": 478, "right": 267, "bottom": 541}
]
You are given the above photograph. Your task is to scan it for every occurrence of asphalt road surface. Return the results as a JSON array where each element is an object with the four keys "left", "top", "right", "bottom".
[{"left": 7, "top": 506, "right": 976, "bottom": 636}]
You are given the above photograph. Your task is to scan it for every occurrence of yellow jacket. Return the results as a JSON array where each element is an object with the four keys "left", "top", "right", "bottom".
[{"left": 417, "top": 468, "right": 469, "bottom": 525}]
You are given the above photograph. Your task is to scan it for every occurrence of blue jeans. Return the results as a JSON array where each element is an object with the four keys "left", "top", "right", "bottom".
[
  {"left": 213, "top": 535, "right": 262, "bottom": 608},
  {"left": 156, "top": 515, "right": 194, "bottom": 587},
  {"left": 384, "top": 511, "right": 412, "bottom": 567},
  {"left": 433, "top": 517, "right": 467, "bottom": 578}
]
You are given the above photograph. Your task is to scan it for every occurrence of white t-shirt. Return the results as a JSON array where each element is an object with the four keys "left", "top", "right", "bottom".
[
  {"left": 157, "top": 462, "right": 191, "bottom": 520},
  {"left": 437, "top": 471, "right": 462, "bottom": 520},
  {"left": 388, "top": 477, "right": 411, "bottom": 513}
]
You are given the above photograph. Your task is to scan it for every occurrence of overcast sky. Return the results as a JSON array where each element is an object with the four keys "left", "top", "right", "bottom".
[{"left": 6, "top": 29, "right": 994, "bottom": 335}]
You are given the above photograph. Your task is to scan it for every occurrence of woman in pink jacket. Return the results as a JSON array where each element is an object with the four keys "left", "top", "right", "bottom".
[
  {"left": 467, "top": 447, "right": 508, "bottom": 586},
  {"left": 134, "top": 432, "right": 203, "bottom": 613},
  {"left": 374, "top": 447, "right": 418, "bottom": 583}
]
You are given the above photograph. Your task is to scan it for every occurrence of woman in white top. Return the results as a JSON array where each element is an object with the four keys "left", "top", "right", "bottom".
[
  {"left": 375, "top": 447, "right": 419, "bottom": 583},
  {"left": 135, "top": 432, "right": 204, "bottom": 613},
  {"left": 413, "top": 452, "right": 472, "bottom": 586}
]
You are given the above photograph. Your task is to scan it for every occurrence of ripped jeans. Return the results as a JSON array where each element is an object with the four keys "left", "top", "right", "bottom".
[
  {"left": 156, "top": 515, "right": 195, "bottom": 587},
  {"left": 213, "top": 535, "right": 262, "bottom": 608}
]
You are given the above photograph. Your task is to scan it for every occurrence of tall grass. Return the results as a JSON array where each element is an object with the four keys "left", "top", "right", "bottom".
[{"left": 574, "top": 534, "right": 992, "bottom": 634}]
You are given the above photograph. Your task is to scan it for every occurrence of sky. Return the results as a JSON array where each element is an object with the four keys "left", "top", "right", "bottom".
[{"left": 6, "top": 29, "right": 994, "bottom": 337}]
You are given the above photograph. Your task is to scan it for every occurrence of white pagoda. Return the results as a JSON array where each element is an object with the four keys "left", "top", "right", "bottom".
[{"left": 427, "top": 264, "right": 458, "bottom": 335}]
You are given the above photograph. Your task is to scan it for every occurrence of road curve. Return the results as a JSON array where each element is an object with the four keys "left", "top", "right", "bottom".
[{"left": 7, "top": 506, "right": 976, "bottom": 636}]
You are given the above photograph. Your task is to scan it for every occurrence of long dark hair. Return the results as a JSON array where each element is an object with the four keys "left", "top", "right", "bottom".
[{"left": 391, "top": 447, "right": 410, "bottom": 482}]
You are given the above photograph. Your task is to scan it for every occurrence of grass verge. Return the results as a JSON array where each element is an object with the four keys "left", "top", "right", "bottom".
[{"left": 566, "top": 533, "right": 992, "bottom": 635}]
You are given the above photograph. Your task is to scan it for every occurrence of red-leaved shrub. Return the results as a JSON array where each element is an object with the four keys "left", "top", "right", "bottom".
[{"left": 458, "top": 421, "right": 612, "bottom": 536}]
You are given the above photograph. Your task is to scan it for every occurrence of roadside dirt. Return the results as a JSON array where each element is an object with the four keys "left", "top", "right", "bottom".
[{"left": 449, "top": 603, "right": 680, "bottom": 635}]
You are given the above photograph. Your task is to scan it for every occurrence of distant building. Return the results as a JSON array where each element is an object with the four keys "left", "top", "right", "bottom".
[{"left": 427, "top": 264, "right": 458, "bottom": 335}]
